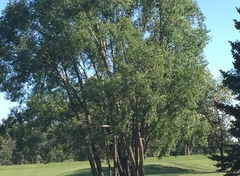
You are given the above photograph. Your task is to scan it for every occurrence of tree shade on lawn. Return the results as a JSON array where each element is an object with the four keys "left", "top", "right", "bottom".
[{"left": 0, "top": 155, "right": 223, "bottom": 176}]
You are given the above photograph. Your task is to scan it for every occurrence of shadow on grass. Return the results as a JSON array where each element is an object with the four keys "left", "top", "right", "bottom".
[
  {"left": 64, "top": 168, "right": 92, "bottom": 176},
  {"left": 146, "top": 164, "right": 197, "bottom": 175},
  {"left": 64, "top": 164, "right": 215, "bottom": 176}
]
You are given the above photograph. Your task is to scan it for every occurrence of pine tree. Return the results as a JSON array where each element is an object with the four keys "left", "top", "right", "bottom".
[{"left": 213, "top": 7, "right": 240, "bottom": 176}]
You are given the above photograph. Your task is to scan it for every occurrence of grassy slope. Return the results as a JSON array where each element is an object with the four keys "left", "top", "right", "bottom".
[
  {"left": 145, "top": 155, "right": 222, "bottom": 176},
  {"left": 0, "top": 155, "right": 223, "bottom": 176}
]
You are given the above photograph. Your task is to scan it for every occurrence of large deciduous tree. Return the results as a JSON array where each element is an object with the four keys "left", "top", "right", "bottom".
[
  {"left": 213, "top": 7, "right": 240, "bottom": 176},
  {"left": 0, "top": 0, "right": 209, "bottom": 175}
]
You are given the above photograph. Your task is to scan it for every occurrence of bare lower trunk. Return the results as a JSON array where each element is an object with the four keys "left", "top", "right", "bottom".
[
  {"left": 87, "top": 148, "right": 99, "bottom": 176},
  {"left": 114, "top": 136, "right": 120, "bottom": 176},
  {"left": 138, "top": 132, "right": 145, "bottom": 176},
  {"left": 123, "top": 134, "right": 137, "bottom": 176},
  {"left": 184, "top": 144, "right": 192, "bottom": 155},
  {"left": 92, "top": 143, "right": 104, "bottom": 176},
  {"left": 105, "top": 141, "right": 112, "bottom": 176}
]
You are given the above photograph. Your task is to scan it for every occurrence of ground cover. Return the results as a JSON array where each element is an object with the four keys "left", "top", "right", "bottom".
[{"left": 0, "top": 155, "right": 223, "bottom": 176}]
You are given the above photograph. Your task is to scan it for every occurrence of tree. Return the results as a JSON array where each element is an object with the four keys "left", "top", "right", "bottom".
[
  {"left": 174, "top": 111, "right": 210, "bottom": 156},
  {"left": 195, "top": 74, "right": 233, "bottom": 156},
  {"left": 0, "top": 0, "right": 210, "bottom": 175},
  {"left": 212, "top": 7, "right": 240, "bottom": 176},
  {"left": 0, "top": 133, "right": 15, "bottom": 165},
  {"left": 1, "top": 92, "right": 80, "bottom": 164}
]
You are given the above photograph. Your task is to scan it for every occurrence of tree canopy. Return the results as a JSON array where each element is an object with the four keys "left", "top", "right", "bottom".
[{"left": 0, "top": 0, "right": 210, "bottom": 175}]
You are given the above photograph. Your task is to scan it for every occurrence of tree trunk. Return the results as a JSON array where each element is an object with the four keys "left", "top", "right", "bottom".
[
  {"left": 184, "top": 144, "right": 192, "bottom": 155},
  {"left": 91, "top": 143, "right": 104, "bottom": 176},
  {"left": 138, "top": 132, "right": 145, "bottom": 176},
  {"left": 113, "top": 136, "right": 120, "bottom": 176},
  {"left": 117, "top": 153, "right": 127, "bottom": 176},
  {"left": 123, "top": 134, "right": 137, "bottom": 176},
  {"left": 105, "top": 141, "right": 112, "bottom": 176},
  {"left": 87, "top": 148, "right": 99, "bottom": 176}
]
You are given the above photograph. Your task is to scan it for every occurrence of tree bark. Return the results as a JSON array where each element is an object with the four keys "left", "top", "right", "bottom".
[
  {"left": 113, "top": 136, "right": 120, "bottom": 176},
  {"left": 123, "top": 134, "right": 137, "bottom": 176},
  {"left": 138, "top": 132, "right": 145, "bottom": 176},
  {"left": 105, "top": 140, "right": 112, "bottom": 176},
  {"left": 91, "top": 143, "right": 104, "bottom": 176},
  {"left": 87, "top": 148, "right": 99, "bottom": 176}
]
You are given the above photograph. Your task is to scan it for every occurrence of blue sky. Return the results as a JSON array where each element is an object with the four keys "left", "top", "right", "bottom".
[{"left": 0, "top": 0, "right": 240, "bottom": 120}]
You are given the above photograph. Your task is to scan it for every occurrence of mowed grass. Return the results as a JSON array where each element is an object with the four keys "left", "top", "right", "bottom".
[{"left": 0, "top": 155, "right": 224, "bottom": 176}]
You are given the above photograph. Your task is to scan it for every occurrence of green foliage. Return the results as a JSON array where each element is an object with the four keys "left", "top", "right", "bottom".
[
  {"left": 211, "top": 7, "right": 240, "bottom": 176},
  {"left": 0, "top": 135, "right": 15, "bottom": 165},
  {"left": 0, "top": 91, "right": 87, "bottom": 164},
  {"left": 0, "top": 0, "right": 211, "bottom": 175},
  {"left": 197, "top": 78, "right": 233, "bottom": 156}
]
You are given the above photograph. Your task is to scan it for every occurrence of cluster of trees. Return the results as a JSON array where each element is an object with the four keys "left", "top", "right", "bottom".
[
  {"left": 0, "top": 94, "right": 88, "bottom": 164},
  {"left": 0, "top": 81, "right": 232, "bottom": 166},
  {"left": 0, "top": 0, "right": 239, "bottom": 176}
]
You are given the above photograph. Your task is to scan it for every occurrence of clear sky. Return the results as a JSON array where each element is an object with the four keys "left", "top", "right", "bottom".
[{"left": 0, "top": 0, "right": 240, "bottom": 120}]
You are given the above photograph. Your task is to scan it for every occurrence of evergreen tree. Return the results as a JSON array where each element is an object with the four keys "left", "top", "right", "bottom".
[{"left": 213, "top": 7, "right": 240, "bottom": 176}]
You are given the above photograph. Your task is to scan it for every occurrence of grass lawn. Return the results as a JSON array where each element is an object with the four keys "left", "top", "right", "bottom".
[{"left": 0, "top": 155, "right": 224, "bottom": 176}]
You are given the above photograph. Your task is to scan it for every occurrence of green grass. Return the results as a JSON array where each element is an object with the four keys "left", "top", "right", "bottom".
[{"left": 0, "top": 155, "right": 224, "bottom": 176}]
